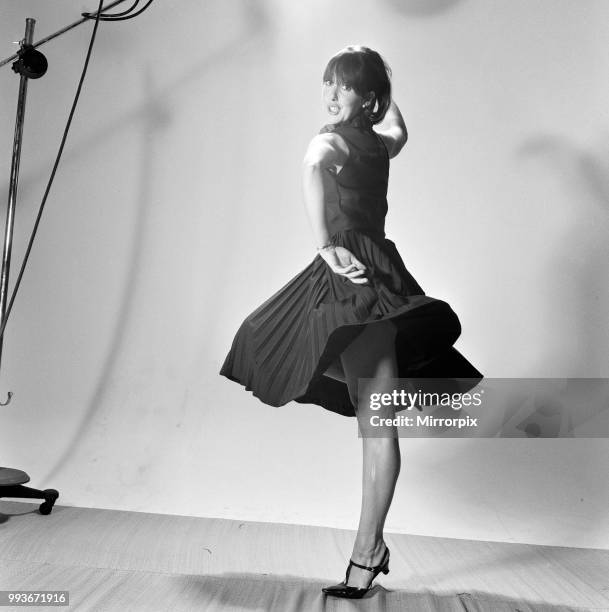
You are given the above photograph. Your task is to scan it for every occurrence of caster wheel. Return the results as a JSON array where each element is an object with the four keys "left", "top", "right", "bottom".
[{"left": 39, "top": 489, "right": 59, "bottom": 515}]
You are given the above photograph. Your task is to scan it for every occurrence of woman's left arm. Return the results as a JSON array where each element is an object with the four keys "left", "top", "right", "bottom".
[{"left": 374, "top": 100, "right": 408, "bottom": 159}]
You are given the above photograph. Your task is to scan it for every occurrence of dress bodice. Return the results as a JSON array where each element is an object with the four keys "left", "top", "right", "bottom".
[{"left": 319, "top": 119, "right": 389, "bottom": 240}]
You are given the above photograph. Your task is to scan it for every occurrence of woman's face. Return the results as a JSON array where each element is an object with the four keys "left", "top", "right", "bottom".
[{"left": 322, "top": 78, "right": 365, "bottom": 124}]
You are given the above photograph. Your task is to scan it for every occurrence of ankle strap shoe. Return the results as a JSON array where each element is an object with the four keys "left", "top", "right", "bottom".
[{"left": 322, "top": 546, "right": 390, "bottom": 599}]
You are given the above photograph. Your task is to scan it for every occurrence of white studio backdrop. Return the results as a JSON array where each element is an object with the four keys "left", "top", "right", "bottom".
[{"left": 0, "top": 0, "right": 608, "bottom": 549}]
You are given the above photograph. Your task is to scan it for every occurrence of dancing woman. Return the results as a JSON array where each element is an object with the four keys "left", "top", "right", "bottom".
[{"left": 221, "top": 45, "right": 482, "bottom": 599}]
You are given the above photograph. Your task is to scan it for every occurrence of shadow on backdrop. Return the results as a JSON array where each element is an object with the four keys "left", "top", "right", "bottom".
[
  {"left": 382, "top": 0, "right": 464, "bottom": 17},
  {"left": 38, "top": 1, "right": 272, "bottom": 483},
  {"left": 514, "top": 132, "right": 609, "bottom": 544},
  {"left": 516, "top": 134, "right": 609, "bottom": 377}
]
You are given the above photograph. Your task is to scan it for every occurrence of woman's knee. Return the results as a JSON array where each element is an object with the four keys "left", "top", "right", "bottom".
[
  {"left": 338, "top": 321, "right": 400, "bottom": 417},
  {"left": 341, "top": 322, "right": 397, "bottom": 377}
]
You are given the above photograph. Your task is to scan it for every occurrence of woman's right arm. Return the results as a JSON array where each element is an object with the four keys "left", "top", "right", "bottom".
[
  {"left": 302, "top": 133, "right": 369, "bottom": 284},
  {"left": 302, "top": 133, "right": 346, "bottom": 248},
  {"left": 374, "top": 100, "right": 408, "bottom": 159}
]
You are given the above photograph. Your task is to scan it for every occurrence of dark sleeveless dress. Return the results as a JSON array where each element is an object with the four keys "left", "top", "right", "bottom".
[{"left": 220, "top": 119, "right": 483, "bottom": 417}]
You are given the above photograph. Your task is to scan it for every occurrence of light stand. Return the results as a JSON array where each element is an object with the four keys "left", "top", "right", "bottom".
[
  {"left": 0, "top": 0, "right": 132, "bottom": 515},
  {"left": 0, "top": 18, "right": 58, "bottom": 514}
]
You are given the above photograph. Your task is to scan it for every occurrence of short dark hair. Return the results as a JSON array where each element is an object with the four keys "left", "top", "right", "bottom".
[{"left": 322, "top": 46, "right": 392, "bottom": 124}]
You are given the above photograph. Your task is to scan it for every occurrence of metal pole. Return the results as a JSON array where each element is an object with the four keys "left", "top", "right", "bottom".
[{"left": 0, "top": 18, "right": 36, "bottom": 404}]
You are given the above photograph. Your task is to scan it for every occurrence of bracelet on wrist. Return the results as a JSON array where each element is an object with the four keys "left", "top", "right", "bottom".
[{"left": 316, "top": 242, "right": 335, "bottom": 252}]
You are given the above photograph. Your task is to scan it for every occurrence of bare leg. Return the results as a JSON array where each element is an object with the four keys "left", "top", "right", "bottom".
[{"left": 339, "top": 320, "right": 400, "bottom": 588}]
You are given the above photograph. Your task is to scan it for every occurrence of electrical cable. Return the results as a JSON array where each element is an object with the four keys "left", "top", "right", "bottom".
[
  {"left": 98, "top": 1, "right": 153, "bottom": 22},
  {"left": 81, "top": 0, "right": 140, "bottom": 20},
  {"left": 97, "top": 0, "right": 141, "bottom": 18},
  {"left": 82, "top": 0, "right": 154, "bottom": 22},
  {"left": 0, "top": 1, "right": 105, "bottom": 342}
]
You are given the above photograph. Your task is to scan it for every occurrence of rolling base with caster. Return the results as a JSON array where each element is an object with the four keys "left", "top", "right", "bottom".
[{"left": 0, "top": 467, "right": 59, "bottom": 515}]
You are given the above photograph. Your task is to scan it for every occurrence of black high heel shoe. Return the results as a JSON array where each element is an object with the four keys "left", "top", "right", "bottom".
[{"left": 322, "top": 545, "right": 390, "bottom": 599}]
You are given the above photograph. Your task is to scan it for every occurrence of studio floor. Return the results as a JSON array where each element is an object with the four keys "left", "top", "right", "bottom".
[{"left": 0, "top": 501, "right": 608, "bottom": 611}]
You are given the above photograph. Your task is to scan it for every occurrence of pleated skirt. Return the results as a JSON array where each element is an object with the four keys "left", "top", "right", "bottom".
[{"left": 220, "top": 229, "right": 483, "bottom": 417}]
